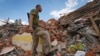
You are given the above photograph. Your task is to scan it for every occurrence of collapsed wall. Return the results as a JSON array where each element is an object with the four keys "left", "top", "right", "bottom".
[{"left": 59, "top": 0, "right": 100, "bottom": 24}]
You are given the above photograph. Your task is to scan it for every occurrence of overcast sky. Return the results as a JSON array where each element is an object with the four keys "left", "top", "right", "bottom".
[{"left": 0, "top": 0, "right": 93, "bottom": 25}]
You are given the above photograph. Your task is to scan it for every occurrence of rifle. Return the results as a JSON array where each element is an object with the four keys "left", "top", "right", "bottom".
[{"left": 27, "top": 13, "right": 30, "bottom": 23}]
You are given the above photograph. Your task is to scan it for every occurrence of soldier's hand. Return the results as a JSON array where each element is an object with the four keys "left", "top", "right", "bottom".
[{"left": 28, "top": 26, "right": 34, "bottom": 33}]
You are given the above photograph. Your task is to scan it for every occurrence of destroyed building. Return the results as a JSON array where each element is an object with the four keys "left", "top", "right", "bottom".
[
  {"left": 59, "top": 0, "right": 100, "bottom": 37},
  {"left": 0, "top": 0, "right": 100, "bottom": 56}
]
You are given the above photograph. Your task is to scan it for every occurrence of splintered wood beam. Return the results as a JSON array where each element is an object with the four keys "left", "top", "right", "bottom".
[{"left": 89, "top": 15, "right": 100, "bottom": 37}]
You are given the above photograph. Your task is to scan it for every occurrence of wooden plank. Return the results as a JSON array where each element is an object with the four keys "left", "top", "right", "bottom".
[{"left": 89, "top": 16, "right": 100, "bottom": 37}]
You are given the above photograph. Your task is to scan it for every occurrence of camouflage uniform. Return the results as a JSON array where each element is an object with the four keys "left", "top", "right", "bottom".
[
  {"left": 31, "top": 26, "right": 51, "bottom": 56},
  {"left": 30, "top": 9, "right": 51, "bottom": 56}
]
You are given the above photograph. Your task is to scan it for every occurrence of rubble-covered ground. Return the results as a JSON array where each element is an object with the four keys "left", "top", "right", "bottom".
[
  {"left": 0, "top": 17, "right": 100, "bottom": 56},
  {"left": 0, "top": 0, "right": 100, "bottom": 56}
]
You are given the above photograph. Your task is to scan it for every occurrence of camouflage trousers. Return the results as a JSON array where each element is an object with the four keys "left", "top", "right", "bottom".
[{"left": 31, "top": 27, "right": 51, "bottom": 56}]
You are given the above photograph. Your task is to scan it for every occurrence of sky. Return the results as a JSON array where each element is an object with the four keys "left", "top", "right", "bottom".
[{"left": 0, "top": 0, "right": 93, "bottom": 25}]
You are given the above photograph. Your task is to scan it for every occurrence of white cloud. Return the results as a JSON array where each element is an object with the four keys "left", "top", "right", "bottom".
[
  {"left": 0, "top": 22, "right": 5, "bottom": 26},
  {"left": 66, "top": 0, "right": 78, "bottom": 8},
  {"left": 0, "top": 19, "right": 28, "bottom": 26},
  {"left": 9, "top": 19, "right": 28, "bottom": 25},
  {"left": 88, "top": 0, "right": 94, "bottom": 2},
  {"left": 9, "top": 20, "right": 14, "bottom": 23},
  {"left": 0, "top": 19, "right": 14, "bottom": 26},
  {"left": 50, "top": 0, "right": 78, "bottom": 19},
  {"left": 22, "top": 21, "right": 28, "bottom": 25},
  {"left": 50, "top": 9, "right": 74, "bottom": 19}
]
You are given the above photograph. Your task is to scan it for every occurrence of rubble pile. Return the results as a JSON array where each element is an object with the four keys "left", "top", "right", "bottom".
[
  {"left": 59, "top": 0, "right": 100, "bottom": 24},
  {"left": 0, "top": 0, "right": 100, "bottom": 56},
  {"left": 38, "top": 17, "right": 100, "bottom": 56},
  {"left": 0, "top": 38, "right": 25, "bottom": 56},
  {"left": 0, "top": 19, "right": 27, "bottom": 56}
]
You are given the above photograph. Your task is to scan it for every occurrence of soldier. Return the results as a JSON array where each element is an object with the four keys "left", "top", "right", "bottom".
[{"left": 28, "top": 4, "right": 51, "bottom": 56}]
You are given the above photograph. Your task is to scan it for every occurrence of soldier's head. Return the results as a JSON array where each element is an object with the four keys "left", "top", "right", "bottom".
[{"left": 36, "top": 4, "right": 42, "bottom": 12}]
